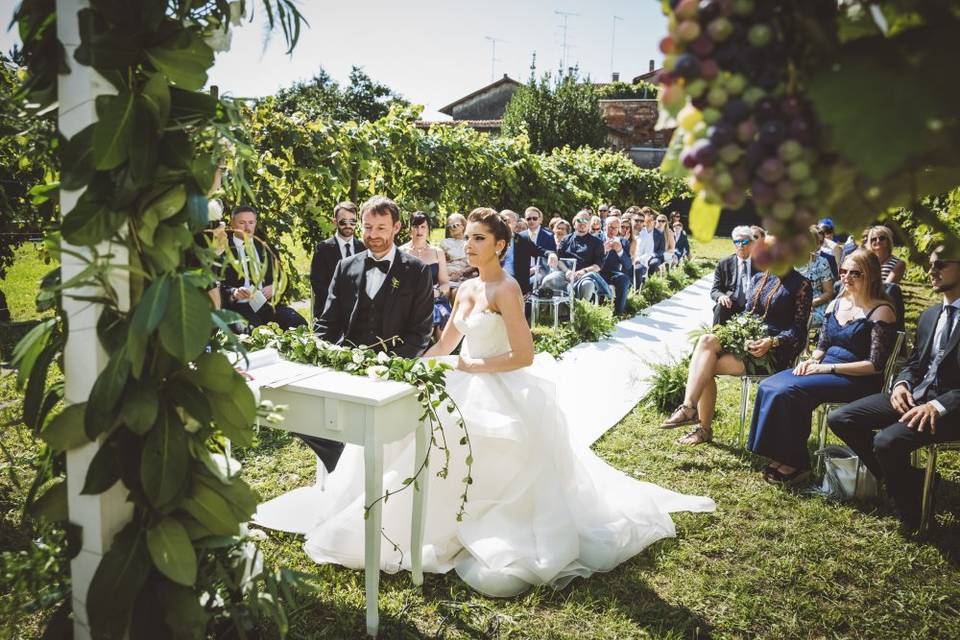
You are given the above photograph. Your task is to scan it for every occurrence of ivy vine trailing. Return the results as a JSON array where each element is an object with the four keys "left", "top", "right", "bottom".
[
  {"left": 13, "top": 0, "right": 309, "bottom": 637},
  {"left": 242, "top": 325, "right": 474, "bottom": 521}
]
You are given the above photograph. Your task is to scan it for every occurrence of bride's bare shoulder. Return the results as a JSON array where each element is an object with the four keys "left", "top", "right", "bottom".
[{"left": 492, "top": 276, "right": 523, "bottom": 307}]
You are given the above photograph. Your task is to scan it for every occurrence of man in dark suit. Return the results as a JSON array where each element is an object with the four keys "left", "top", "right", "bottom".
[
  {"left": 309, "top": 201, "right": 365, "bottom": 325},
  {"left": 600, "top": 216, "right": 633, "bottom": 314},
  {"left": 828, "top": 249, "right": 960, "bottom": 533},
  {"left": 672, "top": 219, "right": 691, "bottom": 261},
  {"left": 304, "top": 196, "right": 435, "bottom": 472},
  {"left": 521, "top": 206, "right": 557, "bottom": 253},
  {"left": 711, "top": 225, "right": 756, "bottom": 326},
  {"left": 499, "top": 209, "right": 547, "bottom": 296},
  {"left": 220, "top": 206, "right": 307, "bottom": 331}
]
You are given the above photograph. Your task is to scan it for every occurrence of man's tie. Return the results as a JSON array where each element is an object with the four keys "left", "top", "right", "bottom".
[
  {"left": 913, "top": 305, "right": 957, "bottom": 401},
  {"left": 364, "top": 257, "right": 389, "bottom": 273},
  {"left": 344, "top": 243, "right": 352, "bottom": 258},
  {"left": 736, "top": 260, "right": 747, "bottom": 306}
]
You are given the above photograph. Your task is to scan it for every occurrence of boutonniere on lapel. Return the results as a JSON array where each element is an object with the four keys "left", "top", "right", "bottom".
[{"left": 391, "top": 277, "right": 400, "bottom": 290}]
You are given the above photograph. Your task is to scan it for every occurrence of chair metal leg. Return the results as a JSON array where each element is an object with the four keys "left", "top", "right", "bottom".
[
  {"left": 815, "top": 407, "right": 828, "bottom": 475},
  {"left": 737, "top": 377, "right": 751, "bottom": 448},
  {"left": 920, "top": 446, "right": 938, "bottom": 535}
]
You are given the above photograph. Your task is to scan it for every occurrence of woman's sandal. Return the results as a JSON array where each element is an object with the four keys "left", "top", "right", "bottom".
[
  {"left": 676, "top": 426, "right": 712, "bottom": 446},
  {"left": 660, "top": 403, "right": 699, "bottom": 429},
  {"left": 765, "top": 468, "right": 811, "bottom": 487}
]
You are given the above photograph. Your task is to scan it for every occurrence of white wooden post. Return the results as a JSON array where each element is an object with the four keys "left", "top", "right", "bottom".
[{"left": 57, "top": 1, "right": 132, "bottom": 637}]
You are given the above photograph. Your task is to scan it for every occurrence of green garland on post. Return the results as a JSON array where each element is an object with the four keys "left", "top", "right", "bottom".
[{"left": 13, "top": 1, "right": 307, "bottom": 637}]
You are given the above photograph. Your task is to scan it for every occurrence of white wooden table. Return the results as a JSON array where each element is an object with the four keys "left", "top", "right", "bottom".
[{"left": 244, "top": 350, "right": 428, "bottom": 637}]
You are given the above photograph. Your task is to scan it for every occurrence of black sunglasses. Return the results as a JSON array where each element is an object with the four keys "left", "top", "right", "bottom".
[
  {"left": 929, "top": 260, "right": 960, "bottom": 272},
  {"left": 839, "top": 268, "right": 863, "bottom": 279},
  {"left": 337, "top": 219, "right": 357, "bottom": 226}
]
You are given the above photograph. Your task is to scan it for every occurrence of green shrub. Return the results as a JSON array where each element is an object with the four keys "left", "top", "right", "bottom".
[
  {"left": 682, "top": 259, "right": 704, "bottom": 279},
  {"left": 624, "top": 289, "right": 647, "bottom": 316},
  {"left": 644, "top": 355, "right": 691, "bottom": 413},
  {"left": 571, "top": 298, "right": 615, "bottom": 343},
  {"left": 531, "top": 325, "right": 576, "bottom": 358},
  {"left": 665, "top": 268, "right": 690, "bottom": 290},
  {"left": 640, "top": 275, "right": 671, "bottom": 306}
]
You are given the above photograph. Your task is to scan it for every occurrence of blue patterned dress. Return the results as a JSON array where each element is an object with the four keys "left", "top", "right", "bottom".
[
  {"left": 429, "top": 262, "right": 452, "bottom": 329},
  {"left": 746, "top": 303, "right": 896, "bottom": 470},
  {"left": 797, "top": 255, "right": 833, "bottom": 327},
  {"left": 745, "top": 269, "right": 813, "bottom": 370}
]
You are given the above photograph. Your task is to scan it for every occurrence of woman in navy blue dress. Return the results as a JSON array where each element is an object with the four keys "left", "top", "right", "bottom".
[
  {"left": 665, "top": 261, "right": 813, "bottom": 445},
  {"left": 747, "top": 250, "right": 897, "bottom": 484}
]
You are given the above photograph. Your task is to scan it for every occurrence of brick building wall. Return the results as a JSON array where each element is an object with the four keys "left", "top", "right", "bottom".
[{"left": 599, "top": 98, "right": 674, "bottom": 168}]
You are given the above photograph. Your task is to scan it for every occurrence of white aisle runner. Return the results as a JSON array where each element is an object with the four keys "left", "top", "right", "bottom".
[{"left": 558, "top": 275, "right": 715, "bottom": 446}]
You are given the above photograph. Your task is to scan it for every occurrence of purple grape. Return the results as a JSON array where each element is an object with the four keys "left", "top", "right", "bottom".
[
  {"left": 713, "top": 44, "right": 737, "bottom": 66},
  {"left": 758, "top": 157, "right": 785, "bottom": 183},
  {"left": 751, "top": 180, "right": 776, "bottom": 206},
  {"left": 723, "top": 98, "right": 750, "bottom": 123},
  {"left": 674, "top": 54, "right": 701, "bottom": 79},
  {"left": 730, "top": 163, "right": 750, "bottom": 187},
  {"left": 745, "top": 140, "right": 767, "bottom": 169},
  {"left": 708, "top": 123, "right": 735, "bottom": 147},
  {"left": 736, "top": 119, "right": 758, "bottom": 144},
  {"left": 780, "top": 96, "right": 803, "bottom": 118},
  {"left": 789, "top": 118, "right": 813, "bottom": 144},
  {"left": 757, "top": 68, "right": 781, "bottom": 90},
  {"left": 759, "top": 120, "right": 787, "bottom": 146},
  {"left": 776, "top": 180, "right": 798, "bottom": 199},
  {"left": 692, "top": 139, "right": 718, "bottom": 166},
  {"left": 698, "top": 0, "right": 722, "bottom": 22},
  {"left": 690, "top": 34, "right": 715, "bottom": 57},
  {"left": 681, "top": 148, "right": 699, "bottom": 169},
  {"left": 692, "top": 96, "right": 709, "bottom": 110},
  {"left": 755, "top": 97, "right": 779, "bottom": 122}
]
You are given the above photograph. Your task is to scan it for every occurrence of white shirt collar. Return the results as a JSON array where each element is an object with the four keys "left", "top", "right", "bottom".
[
  {"left": 336, "top": 233, "right": 353, "bottom": 247},
  {"left": 943, "top": 298, "right": 960, "bottom": 312}
]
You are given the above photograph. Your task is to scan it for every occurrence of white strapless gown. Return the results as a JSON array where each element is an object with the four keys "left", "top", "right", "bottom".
[{"left": 254, "top": 311, "right": 715, "bottom": 597}]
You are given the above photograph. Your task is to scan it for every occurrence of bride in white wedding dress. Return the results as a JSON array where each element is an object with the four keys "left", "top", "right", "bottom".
[{"left": 254, "top": 207, "right": 715, "bottom": 597}]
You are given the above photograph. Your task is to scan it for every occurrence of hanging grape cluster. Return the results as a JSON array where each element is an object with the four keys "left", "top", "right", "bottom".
[{"left": 658, "top": 0, "right": 824, "bottom": 266}]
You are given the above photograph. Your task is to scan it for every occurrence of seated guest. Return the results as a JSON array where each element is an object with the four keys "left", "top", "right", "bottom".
[
  {"left": 656, "top": 213, "right": 676, "bottom": 266},
  {"left": 310, "top": 201, "right": 365, "bottom": 325},
  {"left": 400, "top": 212, "right": 452, "bottom": 339},
  {"left": 867, "top": 225, "right": 905, "bottom": 285},
  {"left": 441, "top": 213, "right": 476, "bottom": 301},
  {"left": 499, "top": 209, "right": 547, "bottom": 297},
  {"left": 645, "top": 209, "right": 667, "bottom": 274},
  {"left": 620, "top": 215, "right": 639, "bottom": 266},
  {"left": 590, "top": 215, "right": 605, "bottom": 240},
  {"left": 672, "top": 219, "right": 690, "bottom": 261},
  {"left": 558, "top": 210, "right": 611, "bottom": 303},
  {"left": 633, "top": 211, "right": 654, "bottom": 287},
  {"left": 828, "top": 248, "right": 960, "bottom": 533},
  {"left": 797, "top": 225, "right": 836, "bottom": 328},
  {"left": 710, "top": 226, "right": 757, "bottom": 326},
  {"left": 221, "top": 206, "right": 308, "bottom": 331},
  {"left": 600, "top": 216, "right": 633, "bottom": 315},
  {"left": 664, "top": 255, "right": 813, "bottom": 445},
  {"left": 552, "top": 218, "right": 571, "bottom": 248},
  {"left": 748, "top": 250, "right": 896, "bottom": 484},
  {"left": 522, "top": 206, "right": 557, "bottom": 252},
  {"left": 841, "top": 227, "right": 867, "bottom": 262},
  {"left": 535, "top": 252, "right": 574, "bottom": 296},
  {"left": 818, "top": 219, "right": 841, "bottom": 281},
  {"left": 751, "top": 225, "right": 766, "bottom": 243}
]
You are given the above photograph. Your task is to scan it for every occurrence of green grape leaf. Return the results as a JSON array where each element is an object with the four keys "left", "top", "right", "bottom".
[
  {"left": 140, "top": 405, "right": 189, "bottom": 509},
  {"left": 145, "top": 32, "right": 213, "bottom": 91},
  {"left": 93, "top": 91, "right": 136, "bottom": 170},
  {"left": 87, "top": 524, "right": 151, "bottom": 639},
  {"left": 146, "top": 517, "right": 197, "bottom": 586},
  {"left": 688, "top": 192, "right": 722, "bottom": 242},
  {"left": 159, "top": 275, "right": 211, "bottom": 363},
  {"left": 41, "top": 403, "right": 91, "bottom": 452}
]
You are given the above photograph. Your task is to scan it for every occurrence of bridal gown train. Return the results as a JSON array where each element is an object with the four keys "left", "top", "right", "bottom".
[{"left": 254, "top": 310, "right": 716, "bottom": 597}]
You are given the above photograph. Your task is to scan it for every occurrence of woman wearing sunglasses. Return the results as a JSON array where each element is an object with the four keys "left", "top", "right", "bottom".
[
  {"left": 866, "top": 225, "right": 905, "bottom": 285},
  {"left": 747, "top": 250, "right": 897, "bottom": 484},
  {"left": 442, "top": 213, "right": 478, "bottom": 300}
]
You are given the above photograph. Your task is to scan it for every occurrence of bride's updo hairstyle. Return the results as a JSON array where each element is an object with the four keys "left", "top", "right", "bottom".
[{"left": 467, "top": 207, "right": 512, "bottom": 264}]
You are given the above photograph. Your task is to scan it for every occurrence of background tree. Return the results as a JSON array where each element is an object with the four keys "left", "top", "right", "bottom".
[
  {"left": 502, "top": 71, "right": 608, "bottom": 154},
  {"left": 271, "top": 65, "right": 408, "bottom": 122}
]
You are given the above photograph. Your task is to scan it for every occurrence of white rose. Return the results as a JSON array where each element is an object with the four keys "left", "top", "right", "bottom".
[
  {"left": 208, "top": 198, "right": 224, "bottom": 222},
  {"left": 367, "top": 365, "right": 389, "bottom": 379},
  {"left": 352, "top": 352, "right": 365, "bottom": 364},
  {"left": 376, "top": 351, "right": 391, "bottom": 364}
]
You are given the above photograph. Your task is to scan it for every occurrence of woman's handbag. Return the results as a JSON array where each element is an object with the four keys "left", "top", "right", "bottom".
[{"left": 816, "top": 445, "right": 878, "bottom": 500}]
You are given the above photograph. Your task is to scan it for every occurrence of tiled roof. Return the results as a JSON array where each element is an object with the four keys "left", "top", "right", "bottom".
[
  {"left": 415, "top": 119, "right": 503, "bottom": 129},
  {"left": 438, "top": 76, "right": 522, "bottom": 115}
]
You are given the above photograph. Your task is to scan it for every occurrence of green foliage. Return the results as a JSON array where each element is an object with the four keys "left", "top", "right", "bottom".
[
  {"left": 0, "top": 52, "right": 58, "bottom": 280},
  {"left": 594, "top": 80, "right": 659, "bottom": 100},
  {"left": 531, "top": 325, "right": 577, "bottom": 358},
  {"left": 644, "top": 355, "right": 691, "bottom": 414},
  {"left": 571, "top": 298, "right": 615, "bottom": 343},
  {"left": 272, "top": 66, "right": 409, "bottom": 123},
  {"left": 665, "top": 268, "right": 691, "bottom": 291},
  {"left": 12, "top": 1, "right": 309, "bottom": 638},
  {"left": 502, "top": 72, "right": 608, "bottom": 154},
  {"left": 691, "top": 314, "right": 776, "bottom": 375},
  {"left": 639, "top": 274, "right": 671, "bottom": 306}
]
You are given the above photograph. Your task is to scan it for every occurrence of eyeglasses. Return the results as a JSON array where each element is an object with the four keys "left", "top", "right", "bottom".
[
  {"left": 337, "top": 219, "right": 357, "bottom": 227},
  {"left": 869, "top": 236, "right": 887, "bottom": 243},
  {"left": 733, "top": 239, "right": 751, "bottom": 246},
  {"left": 929, "top": 260, "right": 960, "bottom": 272},
  {"left": 447, "top": 222, "right": 462, "bottom": 228},
  {"left": 525, "top": 216, "right": 539, "bottom": 221},
  {"left": 839, "top": 268, "right": 863, "bottom": 279}
]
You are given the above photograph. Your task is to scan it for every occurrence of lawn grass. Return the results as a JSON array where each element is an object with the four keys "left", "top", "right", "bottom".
[
  {"left": 1, "top": 236, "right": 958, "bottom": 639},
  {"left": 0, "top": 243, "right": 54, "bottom": 323}
]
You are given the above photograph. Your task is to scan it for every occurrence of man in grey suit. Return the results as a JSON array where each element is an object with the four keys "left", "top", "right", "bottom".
[{"left": 711, "top": 225, "right": 757, "bottom": 326}]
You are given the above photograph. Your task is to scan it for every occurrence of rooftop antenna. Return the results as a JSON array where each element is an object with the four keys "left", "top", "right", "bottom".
[
  {"left": 555, "top": 9, "right": 578, "bottom": 72},
  {"left": 610, "top": 15, "right": 623, "bottom": 78},
  {"left": 485, "top": 36, "right": 507, "bottom": 82},
  {"left": 529, "top": 50, "right": 537, "bottom": 82}
]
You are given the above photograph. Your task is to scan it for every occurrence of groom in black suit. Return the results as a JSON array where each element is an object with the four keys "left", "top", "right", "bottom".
[
  {"left": 828, "top": 248, "right": 960, "bottom": 532},
  {"left": 303, "top": 195, "right": 434, "bottom": 471}
]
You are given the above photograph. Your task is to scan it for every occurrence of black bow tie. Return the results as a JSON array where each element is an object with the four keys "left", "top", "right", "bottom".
[{"left": 364, "top": 257, "right": 390, "bottom": 274}]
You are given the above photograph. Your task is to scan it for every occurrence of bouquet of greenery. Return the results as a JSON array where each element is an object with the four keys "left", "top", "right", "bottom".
[{"left": 692, "top": 313, "right": 776, "bottom": 375}]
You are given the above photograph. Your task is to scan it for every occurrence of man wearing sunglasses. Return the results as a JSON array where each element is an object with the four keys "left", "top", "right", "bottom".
[
  {"left": 710, "top": 225, "right": 757, "bottom": 325},
  {"left": 521, "top": 206, "right": 557, "bottom": 253},
  {"left": 310, "top": 201, "right": 366, "bottom": 325},
  {"left": 829, "top": 249, "right": 960, "bottom": 534}
]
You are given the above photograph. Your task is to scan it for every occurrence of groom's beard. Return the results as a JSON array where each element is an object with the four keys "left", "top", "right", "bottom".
[{"left": 364, "top": 236, "right": 394, "bottom": 258}]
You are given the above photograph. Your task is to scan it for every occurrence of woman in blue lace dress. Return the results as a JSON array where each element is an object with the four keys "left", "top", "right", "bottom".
[
  {"left": 665, "top": 262, "right": 813, "bottom": 445},
  {"left": 747, "top": 250, "right": 897, "bottom": 484},
  {"left": 400, "top": 212, "right": 452, "bottom": 339}
]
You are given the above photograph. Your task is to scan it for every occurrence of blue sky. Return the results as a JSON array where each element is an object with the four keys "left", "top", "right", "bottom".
[{"left": 2, "top": 0, "right": 667, "bottom": 119}]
